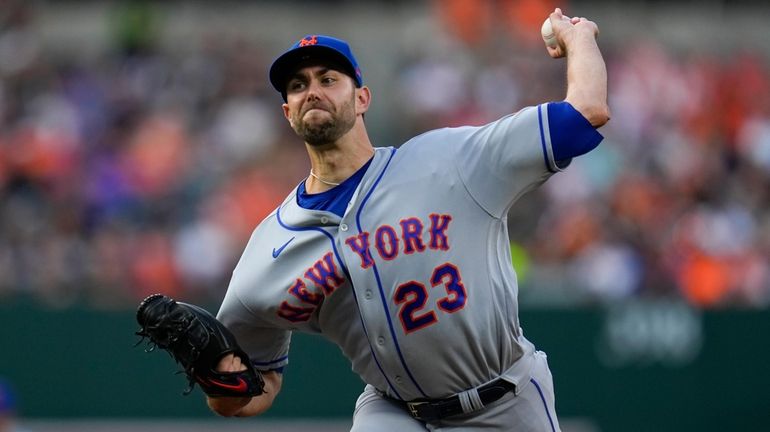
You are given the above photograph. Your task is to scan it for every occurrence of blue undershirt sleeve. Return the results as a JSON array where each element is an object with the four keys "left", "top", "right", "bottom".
[{"left": 547, "top": 101, "right": 604, "bottom": 167}]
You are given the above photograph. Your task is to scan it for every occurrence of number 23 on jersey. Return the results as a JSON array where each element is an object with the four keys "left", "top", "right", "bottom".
[{"left": 393, "top": 262, "right": 467, "bottom": 334}]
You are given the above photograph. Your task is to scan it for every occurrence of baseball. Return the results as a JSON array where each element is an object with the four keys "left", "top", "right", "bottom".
[{"left": 541, "top": 18, "right": 557, "bottom": 48}]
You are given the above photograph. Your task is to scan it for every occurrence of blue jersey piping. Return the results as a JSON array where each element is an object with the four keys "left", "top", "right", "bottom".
[
  {"left": 354, "top": 147, "right": 429, "bottom": 399},
  {"left": 530, "top": 377, "right": 557, "bottom": 432},
  {"left": 537, "top": 104, "right": 557, "bottom": 173},
  {"left": 251, "top": 356, "right": 288, "bottom": 367},
  {"left": 276, "top": 200, "right": 403, "bottom": 400}
]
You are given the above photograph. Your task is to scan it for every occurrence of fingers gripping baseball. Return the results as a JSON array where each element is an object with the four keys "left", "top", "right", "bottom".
[{"left": 542, "top": 8, "right": 599, "bottom": 59}]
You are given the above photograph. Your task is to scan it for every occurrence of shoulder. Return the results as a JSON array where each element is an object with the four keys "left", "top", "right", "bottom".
[
  {"left": 398, "top": 125, "right": 479, "bottom": 155},
  {"left": 400, "top": 107, "right": 542, "bottom": 149}
]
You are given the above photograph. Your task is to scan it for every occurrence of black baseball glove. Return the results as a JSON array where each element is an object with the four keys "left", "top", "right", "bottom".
[{"left": 135, "top": 293, "right": 265, "bottom": 397}]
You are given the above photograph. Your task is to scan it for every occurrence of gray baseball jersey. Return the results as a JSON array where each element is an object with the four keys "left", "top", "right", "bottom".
[{"left": 218, "top": 103, "right": 562, "bottom": 401}]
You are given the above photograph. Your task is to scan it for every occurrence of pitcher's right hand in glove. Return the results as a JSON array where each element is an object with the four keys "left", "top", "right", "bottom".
[{"left": 135, "top": 294, "right": 265, "bottom": 398}]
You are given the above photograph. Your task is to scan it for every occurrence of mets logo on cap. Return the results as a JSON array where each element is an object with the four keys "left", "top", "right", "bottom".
[{"left": 298, "top": 35, "right": 318, "bottom": 47}]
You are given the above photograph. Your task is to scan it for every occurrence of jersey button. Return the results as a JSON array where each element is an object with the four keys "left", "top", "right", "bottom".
[
  {"left": 340, "top": 223, "right": 348, "bottom": 231},
  {"left": 320, "top": 217, "right": 329, "bottom": 224},
  {"left": 395, "top": 376, "right": 403, "bottom": 384},
  {"left": 364, "top": 290, "right": 373, "bottom": 299},
  {"left": 377, "top": 336, "right": 385, "bottom": 345}
]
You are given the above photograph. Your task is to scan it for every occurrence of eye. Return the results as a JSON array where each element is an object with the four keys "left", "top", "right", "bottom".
[
  {"left": 288, "top": 80, "right": 306, "bottom": 92},
  {"left": 321, "top": 76, "right": 337, "bottom": 85}
]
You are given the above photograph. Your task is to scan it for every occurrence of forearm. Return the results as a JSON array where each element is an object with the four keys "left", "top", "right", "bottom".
[
  {"left": 207, "top": 371, "right": 283, "bottom": 417},
  {"left": 563, "top": 32, "right": 609, "bottom": 127}
]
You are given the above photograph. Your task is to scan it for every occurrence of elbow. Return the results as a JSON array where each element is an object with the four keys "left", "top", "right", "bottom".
[
  {"left": 592, "top": 104, "right": 611, "bottom": 128},
  {"left": 566, "top": 97, "right": 611, "bottom": 128},
  {"left": 583, "top": 103, "right": 611, "bottom": 128}
]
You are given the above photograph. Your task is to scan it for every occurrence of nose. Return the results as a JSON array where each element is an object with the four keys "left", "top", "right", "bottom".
[{"left": 305, "top": 78, "right": 322, "bottom": 101}]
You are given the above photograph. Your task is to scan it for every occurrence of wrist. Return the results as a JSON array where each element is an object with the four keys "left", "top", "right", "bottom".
[
  {"left": 564, "top": 30, "right": 598, "bottom": 54},
  {"left": 207, "top": 395, "right": 252, "bottom": 417}
]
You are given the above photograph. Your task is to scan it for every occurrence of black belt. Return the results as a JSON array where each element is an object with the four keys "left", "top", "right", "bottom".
[{"left": 388, "top": 378, "right": 516, "bottom": 423}]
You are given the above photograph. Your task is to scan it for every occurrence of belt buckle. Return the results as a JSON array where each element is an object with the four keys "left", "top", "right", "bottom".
[{"left": 406, "top": 401, "right": 428, "bottom": 419}]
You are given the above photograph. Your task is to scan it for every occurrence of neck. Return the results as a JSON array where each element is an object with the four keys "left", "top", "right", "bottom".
[
  {"left": 309, "top": 170, "right": 341, "bottom": 187},
  {"left": 305, "top": 122, "right": 374, "bottom": 193}
]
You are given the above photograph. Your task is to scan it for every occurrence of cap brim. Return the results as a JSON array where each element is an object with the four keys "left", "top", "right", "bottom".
[{"left": 269, "top": 45, "right": 359, "bottom": 95}]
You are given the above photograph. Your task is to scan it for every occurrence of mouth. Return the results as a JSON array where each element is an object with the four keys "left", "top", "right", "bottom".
[
  {"left": 302, "top": 107, "right": 333, "bottom": 123},
  {"left": 303, "top": 103, "right": 332, "bottom": 115}
]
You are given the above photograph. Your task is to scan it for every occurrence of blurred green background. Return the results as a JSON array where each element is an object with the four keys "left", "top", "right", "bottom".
[
  {"left": 1, "top": 301, "right": 768, "bottom": 431},
  {"left": 1, "top": 0, "right": 769, "bottom": 431}
]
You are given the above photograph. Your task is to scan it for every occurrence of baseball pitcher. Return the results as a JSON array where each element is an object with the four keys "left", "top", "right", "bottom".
[{"left": 136, "top": 8, "right": 608, "bottom": 431}]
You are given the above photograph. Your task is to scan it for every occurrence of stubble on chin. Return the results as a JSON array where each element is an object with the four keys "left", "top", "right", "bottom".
[
  {"left": 293, "top": 99, "right": 356, "bottom": 147},
  {"left": 296, "top": 117, "right": 338, "bottom": 146}
]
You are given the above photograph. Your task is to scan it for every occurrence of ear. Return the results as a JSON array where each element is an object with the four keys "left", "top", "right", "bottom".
[
  {"left": 282, "top": 103, "right": 294, "bottom": 127},
  {"left": 355, "top": 86, "right": 371, "bottom": 116}
]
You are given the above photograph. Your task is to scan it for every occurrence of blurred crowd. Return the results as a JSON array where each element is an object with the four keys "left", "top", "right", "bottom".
[
  {"left": 0, "top": 1, "right": 309, "bottom": 307},
  {"left": 0, "top": 1, "right": 768, "bottom": 309},
  {"left": 397, "top": 1, "right": 770, "bottom": 310}
]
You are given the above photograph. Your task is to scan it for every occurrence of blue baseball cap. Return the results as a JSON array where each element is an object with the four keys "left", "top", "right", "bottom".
[{"left": 269, "top": 35, "right": 363, "bottom": 100}]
